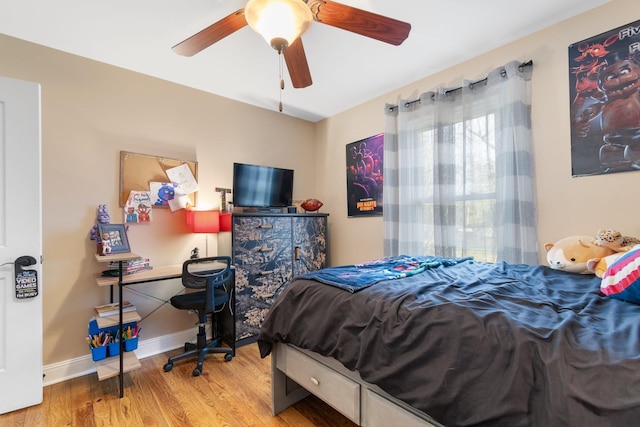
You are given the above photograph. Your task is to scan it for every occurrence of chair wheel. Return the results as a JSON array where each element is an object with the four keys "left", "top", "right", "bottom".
[
  {"left": 163, "top": 363, "right": 173, "bottom": 372},
  {"left": 192, "top": 367, "right": 201, "bottom": 376},
  {"left": 224, "top": 353, "right": 233, "bottom": 362}
]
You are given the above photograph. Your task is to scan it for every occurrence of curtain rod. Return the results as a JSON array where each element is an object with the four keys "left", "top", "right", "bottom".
[{"left": 388, "top": 60, "right": 533, "bottom": 111}]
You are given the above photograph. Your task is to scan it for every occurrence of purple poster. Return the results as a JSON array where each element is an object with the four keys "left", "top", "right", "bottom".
[{"left": 346, "top": 134, "right": 383, "bottom": 217}]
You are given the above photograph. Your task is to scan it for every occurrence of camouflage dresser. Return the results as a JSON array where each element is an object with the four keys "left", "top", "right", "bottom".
[{"left": 232, "top": 213, "right": 328, "bottom": 343}]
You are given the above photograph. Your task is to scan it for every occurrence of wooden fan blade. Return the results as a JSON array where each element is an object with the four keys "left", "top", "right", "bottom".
[
  {"left": 283, "top": 38, "right": 313, "bottom": 88},
  {"left": 172, "top": 9, "right": 247, "bottom": 56},
  {"left": 310, "top": 0, "right": 410, "bottom": 46}
]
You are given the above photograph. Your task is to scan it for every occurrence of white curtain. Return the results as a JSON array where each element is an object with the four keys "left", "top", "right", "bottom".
[{"left": 383, "top": 61, "right": 538, "bottom": 264}]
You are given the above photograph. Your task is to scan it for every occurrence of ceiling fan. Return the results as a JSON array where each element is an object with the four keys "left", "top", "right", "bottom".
[{"left": 172, "top": 0, "right": 411, "bottom": 89}]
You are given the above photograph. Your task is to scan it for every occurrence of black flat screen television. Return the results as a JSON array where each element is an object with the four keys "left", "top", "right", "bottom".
[{"left": 232, "top": 162, "right": 294, "bottom": 209}]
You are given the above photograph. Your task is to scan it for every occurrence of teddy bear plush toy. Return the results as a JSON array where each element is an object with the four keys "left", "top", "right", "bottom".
[{"left": 545, "top": 235, "right": 616, "bottom": 274}]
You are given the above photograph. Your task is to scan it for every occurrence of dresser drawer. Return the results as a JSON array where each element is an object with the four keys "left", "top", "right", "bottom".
[
  {"left": 233, "top": 237, "right": 291, "bottom": 266},
  {"left": 277, "top": 345, "right": 360, "bottom": 423},
  {"left": 235, "top": 262, "right": 292, "bottom": 303},
  {"left": 233, "top": 216, "right": 291, "bottom": 242}
]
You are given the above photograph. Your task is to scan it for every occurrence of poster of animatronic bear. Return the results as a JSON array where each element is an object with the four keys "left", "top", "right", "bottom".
[{"left": 569, "top": 19, "right": 640, "bottom": 177}]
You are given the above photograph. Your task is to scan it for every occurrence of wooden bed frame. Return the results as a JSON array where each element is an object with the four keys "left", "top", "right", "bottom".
[{"left": 270, "top": 342, "right": 443, "bottom": 427}]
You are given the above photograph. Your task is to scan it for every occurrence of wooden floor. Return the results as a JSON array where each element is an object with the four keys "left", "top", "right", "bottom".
[{"left": 0, "top": 343, "right": 357, "bottom": 427}]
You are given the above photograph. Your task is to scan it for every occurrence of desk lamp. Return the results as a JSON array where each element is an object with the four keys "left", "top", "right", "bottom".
[
  {"left": 187, "top": 210, "right": 220, "bottom": 257},
  {"left": 220, "top": 212, "right": 232, "bottom": 233}
]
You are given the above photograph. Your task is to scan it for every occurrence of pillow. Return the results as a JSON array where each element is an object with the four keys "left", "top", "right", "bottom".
[{"left": 601, "top": 245, "right": 640, "bottom": 304}]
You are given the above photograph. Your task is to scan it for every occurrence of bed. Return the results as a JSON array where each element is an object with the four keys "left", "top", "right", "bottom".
[{"left": 257, "top": 256, "right": 640, "bottom": 426}]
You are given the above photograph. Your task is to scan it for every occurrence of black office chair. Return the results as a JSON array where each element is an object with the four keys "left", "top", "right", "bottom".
[{"left": 163, "top": 256, "right": 234, "bottom": 376}]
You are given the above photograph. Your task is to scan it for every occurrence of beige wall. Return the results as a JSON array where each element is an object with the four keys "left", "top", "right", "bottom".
[
  {"left": 317, "top": 0, "right": 639, "bottom": 265},
  {"left": 1, "top": 0, "right": 637, "bottom": 368},
  {"left": 0, "top": 35, "right": 316, "bottom": 365}
]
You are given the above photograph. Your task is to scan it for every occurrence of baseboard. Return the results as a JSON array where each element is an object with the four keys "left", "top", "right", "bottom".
[{"left": 43, "top": 327, "right": 197, "bottom": 386}]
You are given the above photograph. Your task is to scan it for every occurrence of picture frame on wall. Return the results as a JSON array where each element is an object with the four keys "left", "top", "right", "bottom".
[
  {"left": 568, "top": 18, "right": 640, "bottom": 177},
  {"left": 346, "top": 134, "right": 384, "bottom": 217},
  {"left": 97, "top": 223, "right": 131, "bottom": 255}
]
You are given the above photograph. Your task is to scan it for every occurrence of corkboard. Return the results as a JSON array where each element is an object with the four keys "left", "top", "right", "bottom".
[{"left": 119, "top": 151, "right": 198, "bottom": 207}]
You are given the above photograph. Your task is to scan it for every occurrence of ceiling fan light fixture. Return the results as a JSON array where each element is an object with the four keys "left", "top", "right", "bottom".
[{"left": 245, "top": 0, "right": 313, "bottom": 52}]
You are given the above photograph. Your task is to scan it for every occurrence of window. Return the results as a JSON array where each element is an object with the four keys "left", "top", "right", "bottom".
[
  {"left": 384, "top": 60, "right": 538, "bottom": 265},
  {"left": 421, "top": 114, "right": 497, "bottom": 262}
]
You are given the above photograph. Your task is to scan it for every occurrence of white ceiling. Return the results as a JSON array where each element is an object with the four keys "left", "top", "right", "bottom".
[{"left": 0, "top": 0, "right": 609, "bottom": 122}]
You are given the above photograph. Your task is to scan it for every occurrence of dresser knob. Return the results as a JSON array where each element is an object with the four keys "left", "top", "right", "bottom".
[{"left": 309, "top": 377, "right": 319, "bottom": 386}]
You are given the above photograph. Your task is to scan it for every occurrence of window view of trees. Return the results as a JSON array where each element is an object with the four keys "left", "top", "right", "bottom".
[{"left": 421, "top": 113, "right": 498, "bottom": 262}]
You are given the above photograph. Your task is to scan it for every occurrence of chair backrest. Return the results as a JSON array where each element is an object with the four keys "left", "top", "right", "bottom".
[{"left": 182, "top": 256, "right": 232, "bottom": 313}]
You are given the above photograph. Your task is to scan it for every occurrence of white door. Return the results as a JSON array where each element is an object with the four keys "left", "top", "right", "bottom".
[{"left": 0, "top": 76, "right": 43, "bottom": 414}]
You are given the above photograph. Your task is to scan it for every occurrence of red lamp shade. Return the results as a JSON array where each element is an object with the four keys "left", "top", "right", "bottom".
[
  {"left": 189, "top": 210, "right": 220, "bottom": 233},
  {"left": 220, "top": 212, "right": 232, "bottom": 232}
]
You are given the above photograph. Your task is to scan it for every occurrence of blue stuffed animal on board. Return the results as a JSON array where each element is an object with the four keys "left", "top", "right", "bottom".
[{"left": 154, "top": 183, "right": 176, "bottom": 206}]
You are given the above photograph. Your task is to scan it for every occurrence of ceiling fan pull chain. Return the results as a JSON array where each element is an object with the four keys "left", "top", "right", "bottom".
[{"left": 279, "top": 49, "right": 285, "bottom": 112}]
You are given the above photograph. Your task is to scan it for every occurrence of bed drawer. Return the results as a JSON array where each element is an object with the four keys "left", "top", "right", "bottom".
[
  {"left": 277, "top": 345, "right": 360, "bottom": 423},
  {"left": 362, "top": 389, "right": 437, "bottom": 427}
]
